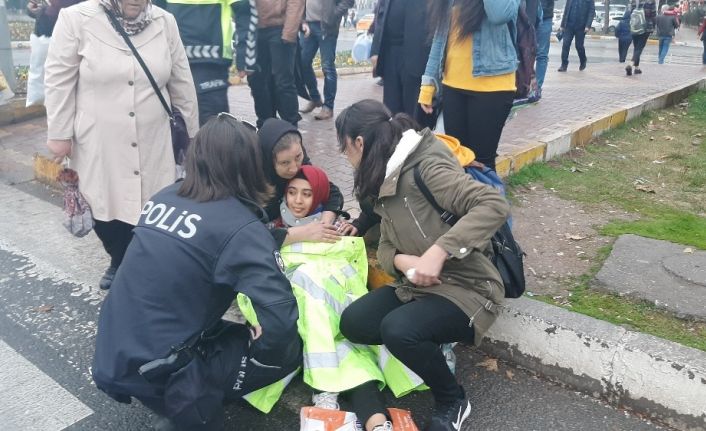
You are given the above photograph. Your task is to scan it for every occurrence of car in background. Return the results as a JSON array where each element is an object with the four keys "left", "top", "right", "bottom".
[{"left": 356, "top": 13, "right": 375, "bottom": 34}]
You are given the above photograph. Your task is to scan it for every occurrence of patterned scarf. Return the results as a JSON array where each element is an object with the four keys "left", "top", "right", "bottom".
[{"left": 99, "top": 0, "right": 153, "bottom": 36}]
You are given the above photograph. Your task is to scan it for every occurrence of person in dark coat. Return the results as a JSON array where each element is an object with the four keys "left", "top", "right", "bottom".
[
  {"left": 92, "top": 115, "right": 302, "bottom": 431},
  {"left": 370, "top": 0, "right": 432, "bottom": 126},
  {"left": 26, "top": 0, "right": 83, "bottom": 37},
  {"left": 615, "top": 10, "right": 633, "bottom": 63},
  {"left": 558, "top": 0, "right": 595, "bottom": 71}
]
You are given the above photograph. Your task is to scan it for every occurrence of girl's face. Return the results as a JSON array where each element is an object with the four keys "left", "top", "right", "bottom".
[
  {"left": 342, "top": 136, "right": 364, "bottom": 169},
  {"left": 286, "top": 178, "right": 314, "bottom": 218},
  {"left": 274, "top": 142, "right": 305, "bottom": 180},
  {"left": 120, "top": 0, "right": 148, "bottom": 19}
]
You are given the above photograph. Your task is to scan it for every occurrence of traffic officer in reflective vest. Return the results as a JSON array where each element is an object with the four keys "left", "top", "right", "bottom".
[
  {"left": 153, "top": 0, "right": 258, "bottom": 124},
  {"left": 92, "top": 114, "right": 302, "bottom": 430}
]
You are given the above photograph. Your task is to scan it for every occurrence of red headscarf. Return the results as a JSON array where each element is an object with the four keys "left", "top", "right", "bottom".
[{"left": 290, "top": 165, "right": 330, "bottom": 216}]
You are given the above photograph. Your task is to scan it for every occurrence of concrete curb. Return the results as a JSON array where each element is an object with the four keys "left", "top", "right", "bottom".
[
  {"left": 480, "top": 298, "right": 706, "bottom": 431},
  {"left": 0, "top": 97, "right": 46, "bottom": 127},
  {"left": 494, "top": 76, "right": 706, "bottom": 178}
]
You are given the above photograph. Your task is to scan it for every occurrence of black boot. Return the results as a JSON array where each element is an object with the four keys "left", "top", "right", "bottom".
[{"left": 99, "top": 266, "right": 117, "bottom": 290}]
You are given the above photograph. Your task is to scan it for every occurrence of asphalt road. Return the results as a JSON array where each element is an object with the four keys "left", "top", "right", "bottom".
[
  {"left": 0, "top": 174, "right": 672, "bottom": 430},
  {"left": 11, "top": 29, "right": 705, "bottom": 68}
]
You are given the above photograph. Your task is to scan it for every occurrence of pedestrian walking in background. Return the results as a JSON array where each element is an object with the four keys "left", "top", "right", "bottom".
[
  {"left": 625, "top": 0, "right": 656, "bottom": 76},
  {"left": 558, "top": 0, "right": 595, "bottom": 72},
  {"left": 615, "top": 10, "right": 633, "bottom": 63},
  {"left": 419, "top": 0, "right": 519, "bottom": 170},
  {"left": 656, "top": 5, "right": 679, "bottom": 64},
  {"left": 298, "top": 0, "right": 354, "bottom": 120},
  {"left": 370, "top": 0, "right": 432, "bottom": 125},
  {"left": 155, "top": 0, "right": 258, "bottom": 125},
  {"left": 248, "top": 0, "right": 305, "bottom": 127},
  {"left": 44, "top": 0, "right": 199, "bottom": 290},
  {"left": 699, "top": 16, "right": 706, "bottom": 65},
  {"left": 26, "top": 0, "right": 82, "bottom": 37},
  {"left": 535, "top": 0, "right": 554, "bottom": 94},
  {"left": 92, "top": 115, "right": 302, "bottom": 431},
  {"left": 336, "top": 99, "right": 510, "bottom": 431}
]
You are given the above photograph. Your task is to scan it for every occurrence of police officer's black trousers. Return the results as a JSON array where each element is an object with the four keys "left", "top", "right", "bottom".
[
  {"left": 93, "top": 219, "right": 134, "bottom": 269},
  {"left": 136, "top": 322, "right": 301, "bottom": 431}
]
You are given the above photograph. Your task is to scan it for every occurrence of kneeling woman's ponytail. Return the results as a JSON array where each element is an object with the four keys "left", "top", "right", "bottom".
[{"left": 335, "top": 99, "right": 420, "bottom": 200}]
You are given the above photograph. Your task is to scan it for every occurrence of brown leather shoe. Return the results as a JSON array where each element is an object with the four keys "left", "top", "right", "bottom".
[
  {"left": 314, "top": 107, "right": 333, "bottom": 120},
  {"left": 299, "top": 99, "right": 322, "bottom": 113}
]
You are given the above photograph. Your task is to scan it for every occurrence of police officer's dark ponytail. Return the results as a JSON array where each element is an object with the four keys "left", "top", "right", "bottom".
[{"left": 335, "top": 99, "right": 421, "bottom": 200}]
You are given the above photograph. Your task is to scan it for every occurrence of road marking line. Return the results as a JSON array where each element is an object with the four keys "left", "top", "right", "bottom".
[{"left": 0, "top": 340, "right": 93, "bottom": 430}]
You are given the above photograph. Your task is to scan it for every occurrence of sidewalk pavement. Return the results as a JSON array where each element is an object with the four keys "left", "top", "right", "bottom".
[{"left": 2, "top": 62, "right": 706, "bottom": 430}]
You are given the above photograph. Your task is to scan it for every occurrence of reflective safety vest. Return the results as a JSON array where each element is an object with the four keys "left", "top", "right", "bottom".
[
  {"left": 283, "top": 238, "right": 385, "bottom": 393},
  {"left": 374, "top": 345, "right": 427, "bottom": 398},
  {"left": 236, "top": 237, "right": 427, "bottom": 412}
]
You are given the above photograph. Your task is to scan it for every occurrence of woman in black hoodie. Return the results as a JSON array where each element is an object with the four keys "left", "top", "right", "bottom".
[{"left": 258, "top": 118, "right": 345, "bottom": 246}]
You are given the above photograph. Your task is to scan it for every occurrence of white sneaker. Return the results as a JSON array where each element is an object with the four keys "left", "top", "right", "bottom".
[
  {"left": 312, "top": 391, "right": 340, "bottom": 410},
  {"left": 371, "top": 421, "right": 394, "bottom": 431}
]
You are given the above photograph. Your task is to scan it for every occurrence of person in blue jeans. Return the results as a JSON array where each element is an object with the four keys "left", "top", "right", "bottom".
[
  {"left": 535, "top": 0, "right": 554, "bottom": 94},
  {"left": 299, "top": 0, "right": 354, "bottom": 120},
  {"left": 558, "top": 0, "right": 595, "bottom": 71},
  {"left": 655, "top": 5, "right": 679, "bottom": 64}
]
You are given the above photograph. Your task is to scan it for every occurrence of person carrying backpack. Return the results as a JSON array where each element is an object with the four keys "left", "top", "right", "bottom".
[
  {"left": 335, "top": 99, "right": 510, "bottom": 431},
  {"left": 625, "top": 0, "right": 656, "bottom": 75}
]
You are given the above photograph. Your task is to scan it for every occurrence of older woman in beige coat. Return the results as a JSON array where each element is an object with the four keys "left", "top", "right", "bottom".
[{"left": 45, "top": 0, "right": 199, "bottom": 290}]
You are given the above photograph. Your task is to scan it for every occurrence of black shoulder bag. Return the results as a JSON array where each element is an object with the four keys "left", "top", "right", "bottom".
[
  {"left": 412, "top": 166, "right": 526, "bottom": 298},
  {"left": 104, "top": 8, "right": 190, "bottom": 165}
]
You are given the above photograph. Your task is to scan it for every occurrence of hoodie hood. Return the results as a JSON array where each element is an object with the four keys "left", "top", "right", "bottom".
[
  {"left": 378, "top": 128, "right": 459, "bottom": 199},
  {"left": 257, "top": 118, "right": 303, "bottom": 187}
]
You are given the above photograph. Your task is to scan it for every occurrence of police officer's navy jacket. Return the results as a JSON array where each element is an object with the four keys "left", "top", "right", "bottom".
[{"left": 92, "top": 183, "right": 300, "bottom": 399}]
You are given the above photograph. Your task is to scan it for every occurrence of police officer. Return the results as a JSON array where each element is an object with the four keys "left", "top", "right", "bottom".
[
  {"left": 154, "top": 0, "right": 258, "bottom": 125},
  {"left": 92, "top": 114, "right": 302, "bottom": 430}
]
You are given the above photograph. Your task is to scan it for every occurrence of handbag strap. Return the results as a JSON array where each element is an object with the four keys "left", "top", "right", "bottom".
[{"left": 103, "top": 7, "right": 173, "bottom": 120}]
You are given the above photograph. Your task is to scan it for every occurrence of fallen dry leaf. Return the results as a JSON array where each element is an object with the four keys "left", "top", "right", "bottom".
[
  {"left": 34, "top": 305, "right": 54, "bottom": 313},
  {"left": 476, "top": 358, "right": 499, "bottom": 373},
  {"left": 634, "top": 184, "right": 656, "bottom": 193},
  {"left": 664, "top": 136, "right": 674, "bottom": 141},
  {"left": 565, "top": 234, "right": 587, "bottom": 241},
  {"left": 505, "top": 370, "right": 515, "bottom": 380}
]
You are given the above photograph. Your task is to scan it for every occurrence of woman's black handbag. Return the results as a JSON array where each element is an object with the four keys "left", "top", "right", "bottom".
[{"left": 104, "top": 8, "right": 190, "bottom": 165}]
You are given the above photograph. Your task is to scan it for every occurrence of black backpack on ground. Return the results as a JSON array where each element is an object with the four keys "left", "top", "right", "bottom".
[{"left": 412, "top": 166, "right": 526, "bottom": 298}]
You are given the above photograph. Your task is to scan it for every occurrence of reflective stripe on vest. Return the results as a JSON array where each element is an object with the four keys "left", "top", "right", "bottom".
[
  {"left": 377, "top": 345, "right": 427, "bottom": 397},
  {"left": 241, "top": 366, "right": 300, "bottom": 413},
  {"left": 289, "top": 269, "right": 354, "bottom": 316},
  {"left": 304, "top": 339, "right": 355, "bottom": 369}
]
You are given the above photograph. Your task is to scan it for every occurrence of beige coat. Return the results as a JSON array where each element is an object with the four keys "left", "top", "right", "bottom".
[
  {"left": 375, "top": 129, "right": 510, "bottom": 346},
  {"left": 45, "top": 0, "right": 199, "bottom": 225}
]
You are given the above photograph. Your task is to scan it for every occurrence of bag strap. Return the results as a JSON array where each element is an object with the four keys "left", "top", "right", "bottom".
[
  {"left": 412, "top": 165, "right": 458, "bottom": 226},
  {"left": 103, "top": 7, "right": 173, "bottom": 120}
]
